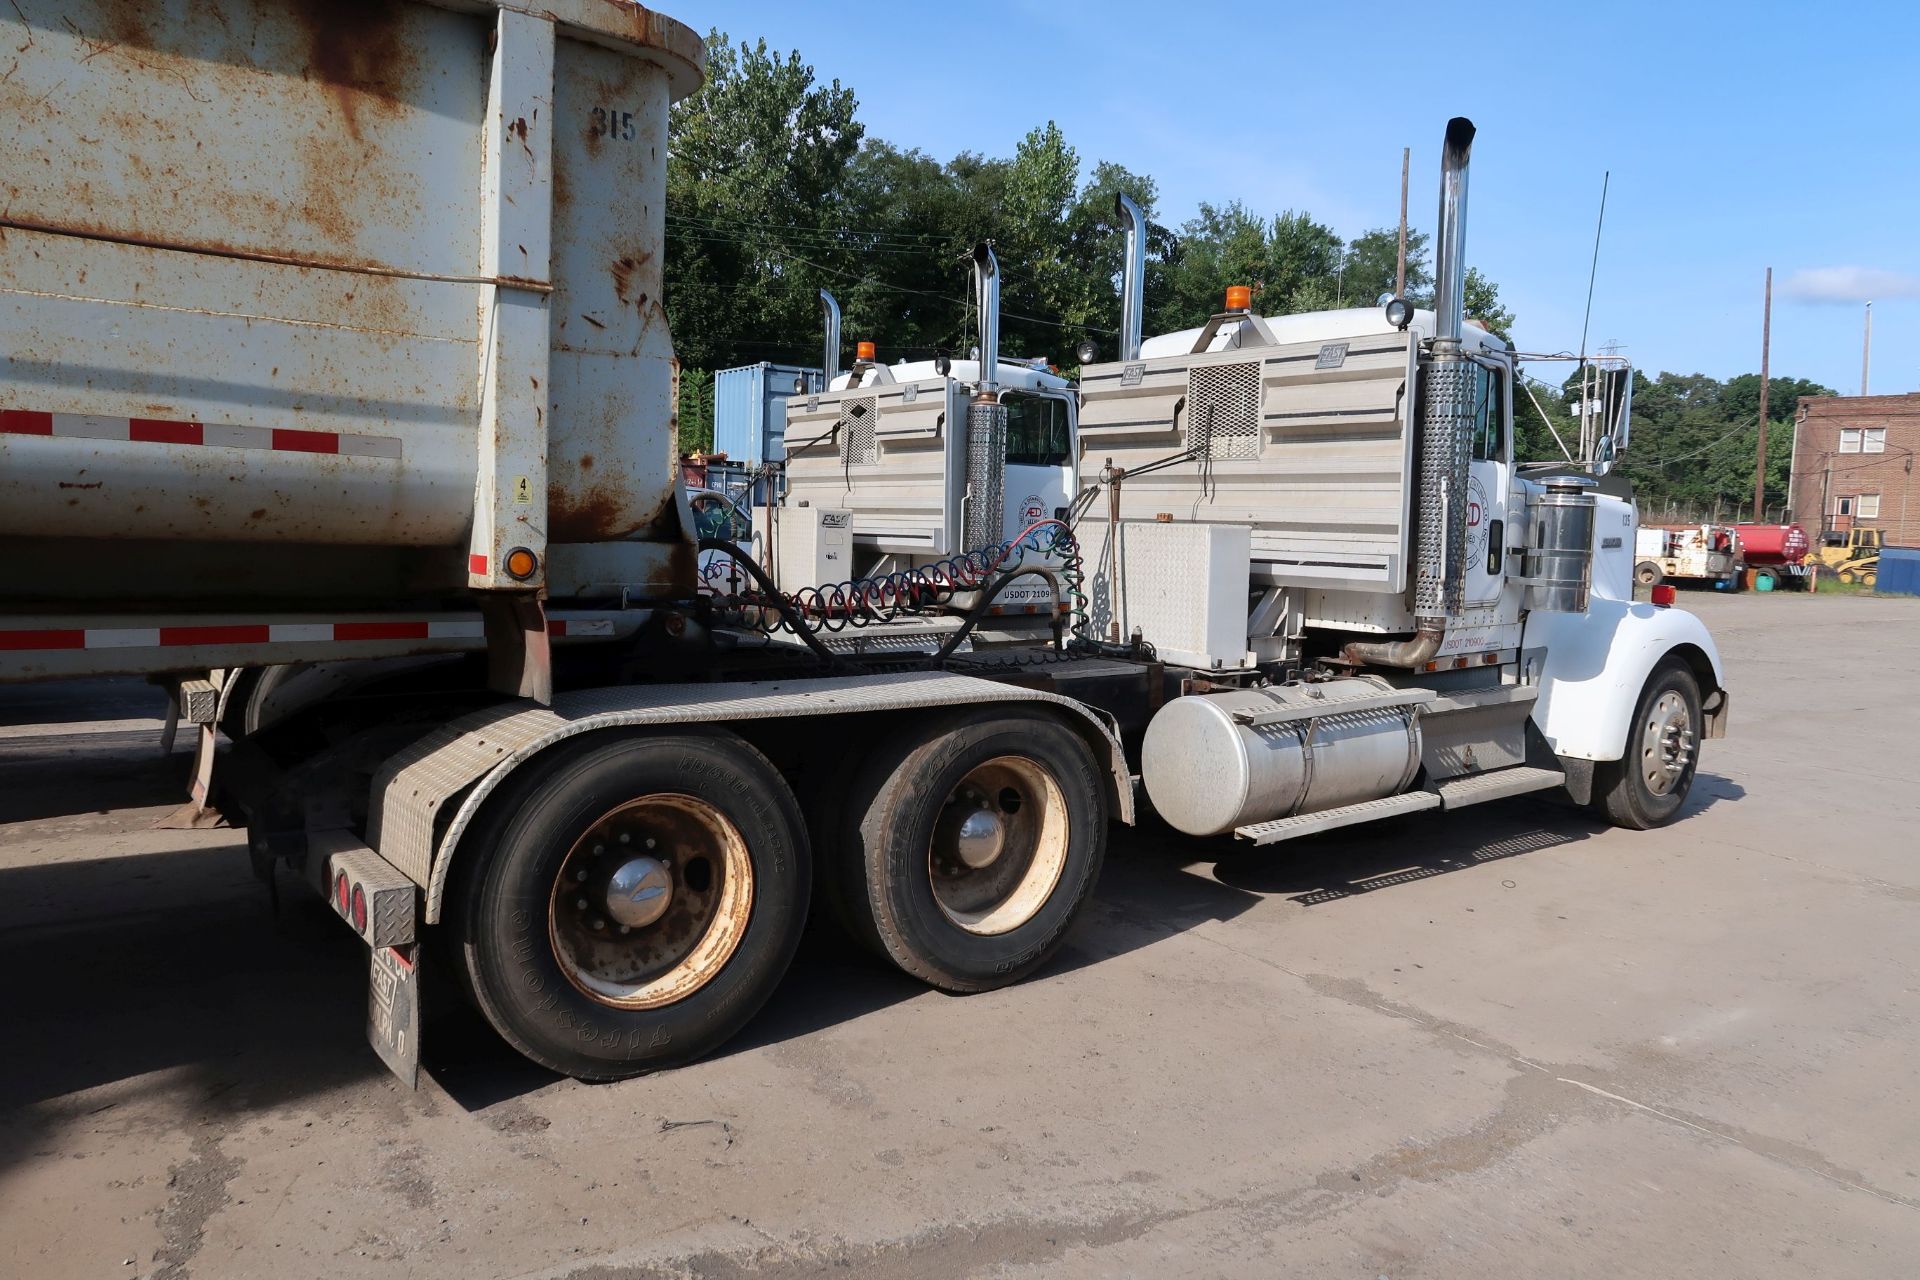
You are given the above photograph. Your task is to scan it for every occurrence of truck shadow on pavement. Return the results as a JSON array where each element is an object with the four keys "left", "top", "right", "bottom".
[{"left": 0, "top": 771, "right": 1747, "bottom": 1139}]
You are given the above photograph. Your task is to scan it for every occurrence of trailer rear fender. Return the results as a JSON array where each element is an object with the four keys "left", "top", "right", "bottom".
[
  {"left": 365, "top": 672, "right": 1135, "bottom": 925},
  {"left": 1522, "top": 598, "right": 1728, "bottom": 762}
]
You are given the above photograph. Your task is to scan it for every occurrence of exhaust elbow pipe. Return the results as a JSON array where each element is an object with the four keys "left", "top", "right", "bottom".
[
  {"left": 1342, "top": 619, "right": 1444, "bottom": 670},
  {"left": 1115, "top": 192, "right": 1145, "bottom": 362},
  {"left": 819, "top": 289, "right": 841, "bottom": 386}
]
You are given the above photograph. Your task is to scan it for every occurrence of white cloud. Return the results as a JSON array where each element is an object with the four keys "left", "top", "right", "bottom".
[{"left": 1782, "top": 266, "right": 1920, "bottom": 304}]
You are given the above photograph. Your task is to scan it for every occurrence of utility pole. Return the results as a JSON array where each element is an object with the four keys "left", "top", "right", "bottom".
[
  {"left": 1862, "top": 300, "right": 1873, "bottom": 395},
  {"left": 1395, "top": 147, "right": 1409, "bottom": 299},
  {"left": 1753, "top": 267, "right": 1772, "bottom": 522}
]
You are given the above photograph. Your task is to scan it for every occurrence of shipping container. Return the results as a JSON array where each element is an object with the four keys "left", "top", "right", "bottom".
[
  {"left": 714, "top": 363, "right": 822, "bottom": 466},
  {"left": 1879, "top": 545, "right": 1920, "bottom": 597}
]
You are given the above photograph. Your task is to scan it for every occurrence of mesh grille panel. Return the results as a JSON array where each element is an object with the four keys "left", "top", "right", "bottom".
[
  {"left": 963, "top": 400, "right": 1008, "bottom": 549},
  {"left": 1186, "top": 362, "right": 1262, "bottom": 460},
  {"left": 1413, "top": 360, "right": 1476, "bottom": 619},
  {"left": 839, "top": 396, "right": 877, "bottom": 465}
]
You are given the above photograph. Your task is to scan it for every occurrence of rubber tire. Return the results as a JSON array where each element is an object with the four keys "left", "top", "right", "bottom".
[
  {"left": 1838, "top": 569, "right": 1856, "bottom": 584},
  {"left": 446, "top": 728, "right": 809, "bottom": 1080},
  {"left": 1635, "top": 561, "right": 1663, "bottom": 587},
  {"left": 829, "top": 708, "right": 1107, "bottom": 993},
  {"left": 1753, "top": 566, "right": 1778, "bottom": 591},
  {"left": 1593, "top": 660, "right": 1701, "bottom": 831},
  {"left": 1863, "top": 571, "right": 1877, "bottom": 589}
]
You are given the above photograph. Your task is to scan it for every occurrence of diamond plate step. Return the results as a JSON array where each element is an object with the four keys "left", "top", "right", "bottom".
[
  {"left": 1233, "top": 791, "right": 1441, "bottom": 845},
  {"left": 1433, "top": 765, "right": 1566, "bottom": 810}
]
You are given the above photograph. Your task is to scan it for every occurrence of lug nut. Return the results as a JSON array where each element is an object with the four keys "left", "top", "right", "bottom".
[
  {"left": 576, "top": 897, "right": 588, "bottom": 910},
  {"left": 591, "top": 918, "right": 605, "bottom": 930}
]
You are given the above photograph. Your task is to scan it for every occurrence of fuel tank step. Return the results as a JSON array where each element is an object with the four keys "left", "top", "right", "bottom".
[
  {"left": 1233, "top": 791, "right": 1441, "bottom": 846},
  {"left": 1432, "top": 765, "right": 1566, "bottom": 810}
]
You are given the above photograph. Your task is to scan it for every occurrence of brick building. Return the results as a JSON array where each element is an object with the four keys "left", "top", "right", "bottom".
[{"left": 1789, "top": 392, "right": 1920, "bottom": 544}]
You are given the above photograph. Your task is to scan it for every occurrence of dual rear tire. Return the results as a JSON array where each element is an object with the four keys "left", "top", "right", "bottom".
[
  {"left": 444, "top": 709, "right": 1108, "bottom": 1079},
  {"left": 818, "top": 709, "right": 1108, "bottom": 992},
  {"left": 446, "top": 729, "right": 809, "bottom": 1080}
]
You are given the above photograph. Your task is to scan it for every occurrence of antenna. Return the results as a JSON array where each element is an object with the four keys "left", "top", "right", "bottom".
[
  {"left": 1576, "top": 171, "right": 1610, "bottom": 461},
  {"left": 1577, "top": 171, "right": 1610, "bottom": 365}
]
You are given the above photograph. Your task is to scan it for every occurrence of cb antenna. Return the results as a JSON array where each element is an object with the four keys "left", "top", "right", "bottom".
[{"left": 1577, "top": 170, "right": 1610, "bottom": 367}]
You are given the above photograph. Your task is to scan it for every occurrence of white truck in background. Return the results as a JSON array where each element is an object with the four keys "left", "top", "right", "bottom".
[
  {"left": 0, "top": 2, "right": 1726, "bottom": 1088},
  {"left": 1635, "top": 524, "right": 1741, "bottom": 591}
]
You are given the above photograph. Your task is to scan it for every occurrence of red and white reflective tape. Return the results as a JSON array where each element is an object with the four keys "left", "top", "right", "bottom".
[
  {"left": 0, "top": 615, "right": 619, "bottom": 652},
  {"left": 0, "top": 620, "right": 484, "bottom": 652},
  {"left": 0, "top": 409, "right": 402, "bottom": 460}
]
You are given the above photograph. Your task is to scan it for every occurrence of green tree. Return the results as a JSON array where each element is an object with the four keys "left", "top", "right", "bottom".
[
  {"left": 1341, "top": 227, "right": 1429, "bottom": 309},
  {"left": 665, "top": 31, "right": 864, "bottom": 372}
]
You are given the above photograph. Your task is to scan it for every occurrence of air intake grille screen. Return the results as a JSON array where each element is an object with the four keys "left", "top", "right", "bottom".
[
  {"left": 839, "top": 396, "right": 877, "bottom": 465},
  {"left": 1185, "top": 362, "right": 1262, "bottom": 460}
]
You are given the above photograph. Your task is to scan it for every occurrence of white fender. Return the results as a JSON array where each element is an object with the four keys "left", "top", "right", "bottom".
[{"left": 1523, "top": 597, "right": 1728, "bottom": 762}]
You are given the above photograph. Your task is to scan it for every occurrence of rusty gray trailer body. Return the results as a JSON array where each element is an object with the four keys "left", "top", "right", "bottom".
[{"left": 0, "top": 0, "right": 702, "bottom": 679}]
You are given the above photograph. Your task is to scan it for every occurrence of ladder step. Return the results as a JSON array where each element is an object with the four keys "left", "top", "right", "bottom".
[
  {"left": 1234, "top": 791, "right": 1441, "bottom": 845},
  {"left": 1433, "top": 765, "right": 1566, "bottom": 810}
]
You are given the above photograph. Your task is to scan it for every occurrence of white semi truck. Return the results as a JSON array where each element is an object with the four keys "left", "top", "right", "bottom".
[{"left": 0, "top": 1, "right": 1726, "bottom": 1085}]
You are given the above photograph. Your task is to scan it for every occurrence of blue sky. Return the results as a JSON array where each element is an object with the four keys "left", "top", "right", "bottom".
[{"left": 685, "top": 1, "right": 1917, "bottom": 398}]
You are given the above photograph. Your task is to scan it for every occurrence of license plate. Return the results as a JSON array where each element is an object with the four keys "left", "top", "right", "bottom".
[{"left": 367, "top": 945, "right": 420, "bottom": 1088}]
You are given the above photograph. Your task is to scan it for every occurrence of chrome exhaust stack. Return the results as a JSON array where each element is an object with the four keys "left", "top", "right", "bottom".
[
  {"left": 819, "top": 289, "right": 841, "bottom": 387},
  {"left": 1346, "top": 117, "right": 1477, "bottom": 669},
  {"left": 1115, "top": 192, "right": 1146, "bottom": 362},
  {"left": 963, "top": 242, "right": 1007, "bottom": 549}
]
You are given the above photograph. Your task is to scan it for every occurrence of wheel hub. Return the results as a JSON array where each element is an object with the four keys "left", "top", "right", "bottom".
[
  {"left": 547, "top": 794, "right": 753, "bottom": 1009},
  {"left": 605, "top": 855, "right": 673, "bottom": 928},
  {"left": 949, "top": 806, "right": 1006, "bottom": 870},
  {"left": 927, "top": 757, "right": 1070, "bottom": 936},
  {"left": 1641, "top": 690, "right": 1695, "bottom": 796}
]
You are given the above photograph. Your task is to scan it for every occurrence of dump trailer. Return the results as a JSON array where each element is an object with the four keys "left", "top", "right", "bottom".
[
  {"left": 1, "top": 11, "right": 1727, "bottom": 1088},
  {"left": 0, "top": 0, "right": 1139, "bottom": 1083}
]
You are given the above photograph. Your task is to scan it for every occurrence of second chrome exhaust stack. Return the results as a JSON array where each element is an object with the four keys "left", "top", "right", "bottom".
[
  {"left": 1115, "top": 192, "right": 1146, "bottom": 362},
  {"left": 963, "top": 242, "right": 1007, "bottom": 549},
  {"left": 1345, "top": 116, "right": 1478, "bottom": 669}
]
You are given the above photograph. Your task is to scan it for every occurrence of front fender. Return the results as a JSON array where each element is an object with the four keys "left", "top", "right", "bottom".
[{"left": 1523, "top": 599, "right": 1728, "bottom": 761}]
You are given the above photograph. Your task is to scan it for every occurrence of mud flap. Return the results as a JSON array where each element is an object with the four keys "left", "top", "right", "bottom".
[{"left": 368, "top": 945, "right": 421, "bottom": 1088}]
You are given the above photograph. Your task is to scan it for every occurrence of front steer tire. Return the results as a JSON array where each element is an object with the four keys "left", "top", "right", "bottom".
[{"left": 1593, "top": 660, "right": 1702, "bottom": 831}]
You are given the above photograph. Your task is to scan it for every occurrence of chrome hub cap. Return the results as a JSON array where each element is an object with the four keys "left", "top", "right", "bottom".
[
  {"left": 548, "top": 795, "right": 753, "bottom": 1009},
  {"left": 605, "top": 856, "right": 673, "bottom": 928},
  {"left": 928, "top": 756, "right": 1070, "bottom": 936},
  {"left": 1640, "top": 690, "right": 1695, "bottom": 797}
]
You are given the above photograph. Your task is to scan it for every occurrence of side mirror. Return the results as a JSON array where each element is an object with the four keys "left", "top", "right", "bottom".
[{"left": 1593, "top": 365, "right": 1632, "bottom": 471}]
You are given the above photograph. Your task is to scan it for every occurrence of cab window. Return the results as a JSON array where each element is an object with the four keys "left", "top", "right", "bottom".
[
  {"left": 1003, "top": 392, "right": 1072, "bottom": 467},
  {"left": 1470, "top": 363, "right": 1508, "bottom": 462}
]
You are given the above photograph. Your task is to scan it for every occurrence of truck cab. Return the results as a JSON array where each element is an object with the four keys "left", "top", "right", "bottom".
[{"left": 776, "top": 355, "right": 1079, "bottom": 609}]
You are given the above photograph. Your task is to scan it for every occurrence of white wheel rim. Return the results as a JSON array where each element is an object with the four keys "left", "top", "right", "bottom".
[
  {"left": 547, "top": 794, "right": 754, "bottom": 1009},
  {"left": 926, "top": 755, "right": 1071, "bottom": 936}
]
